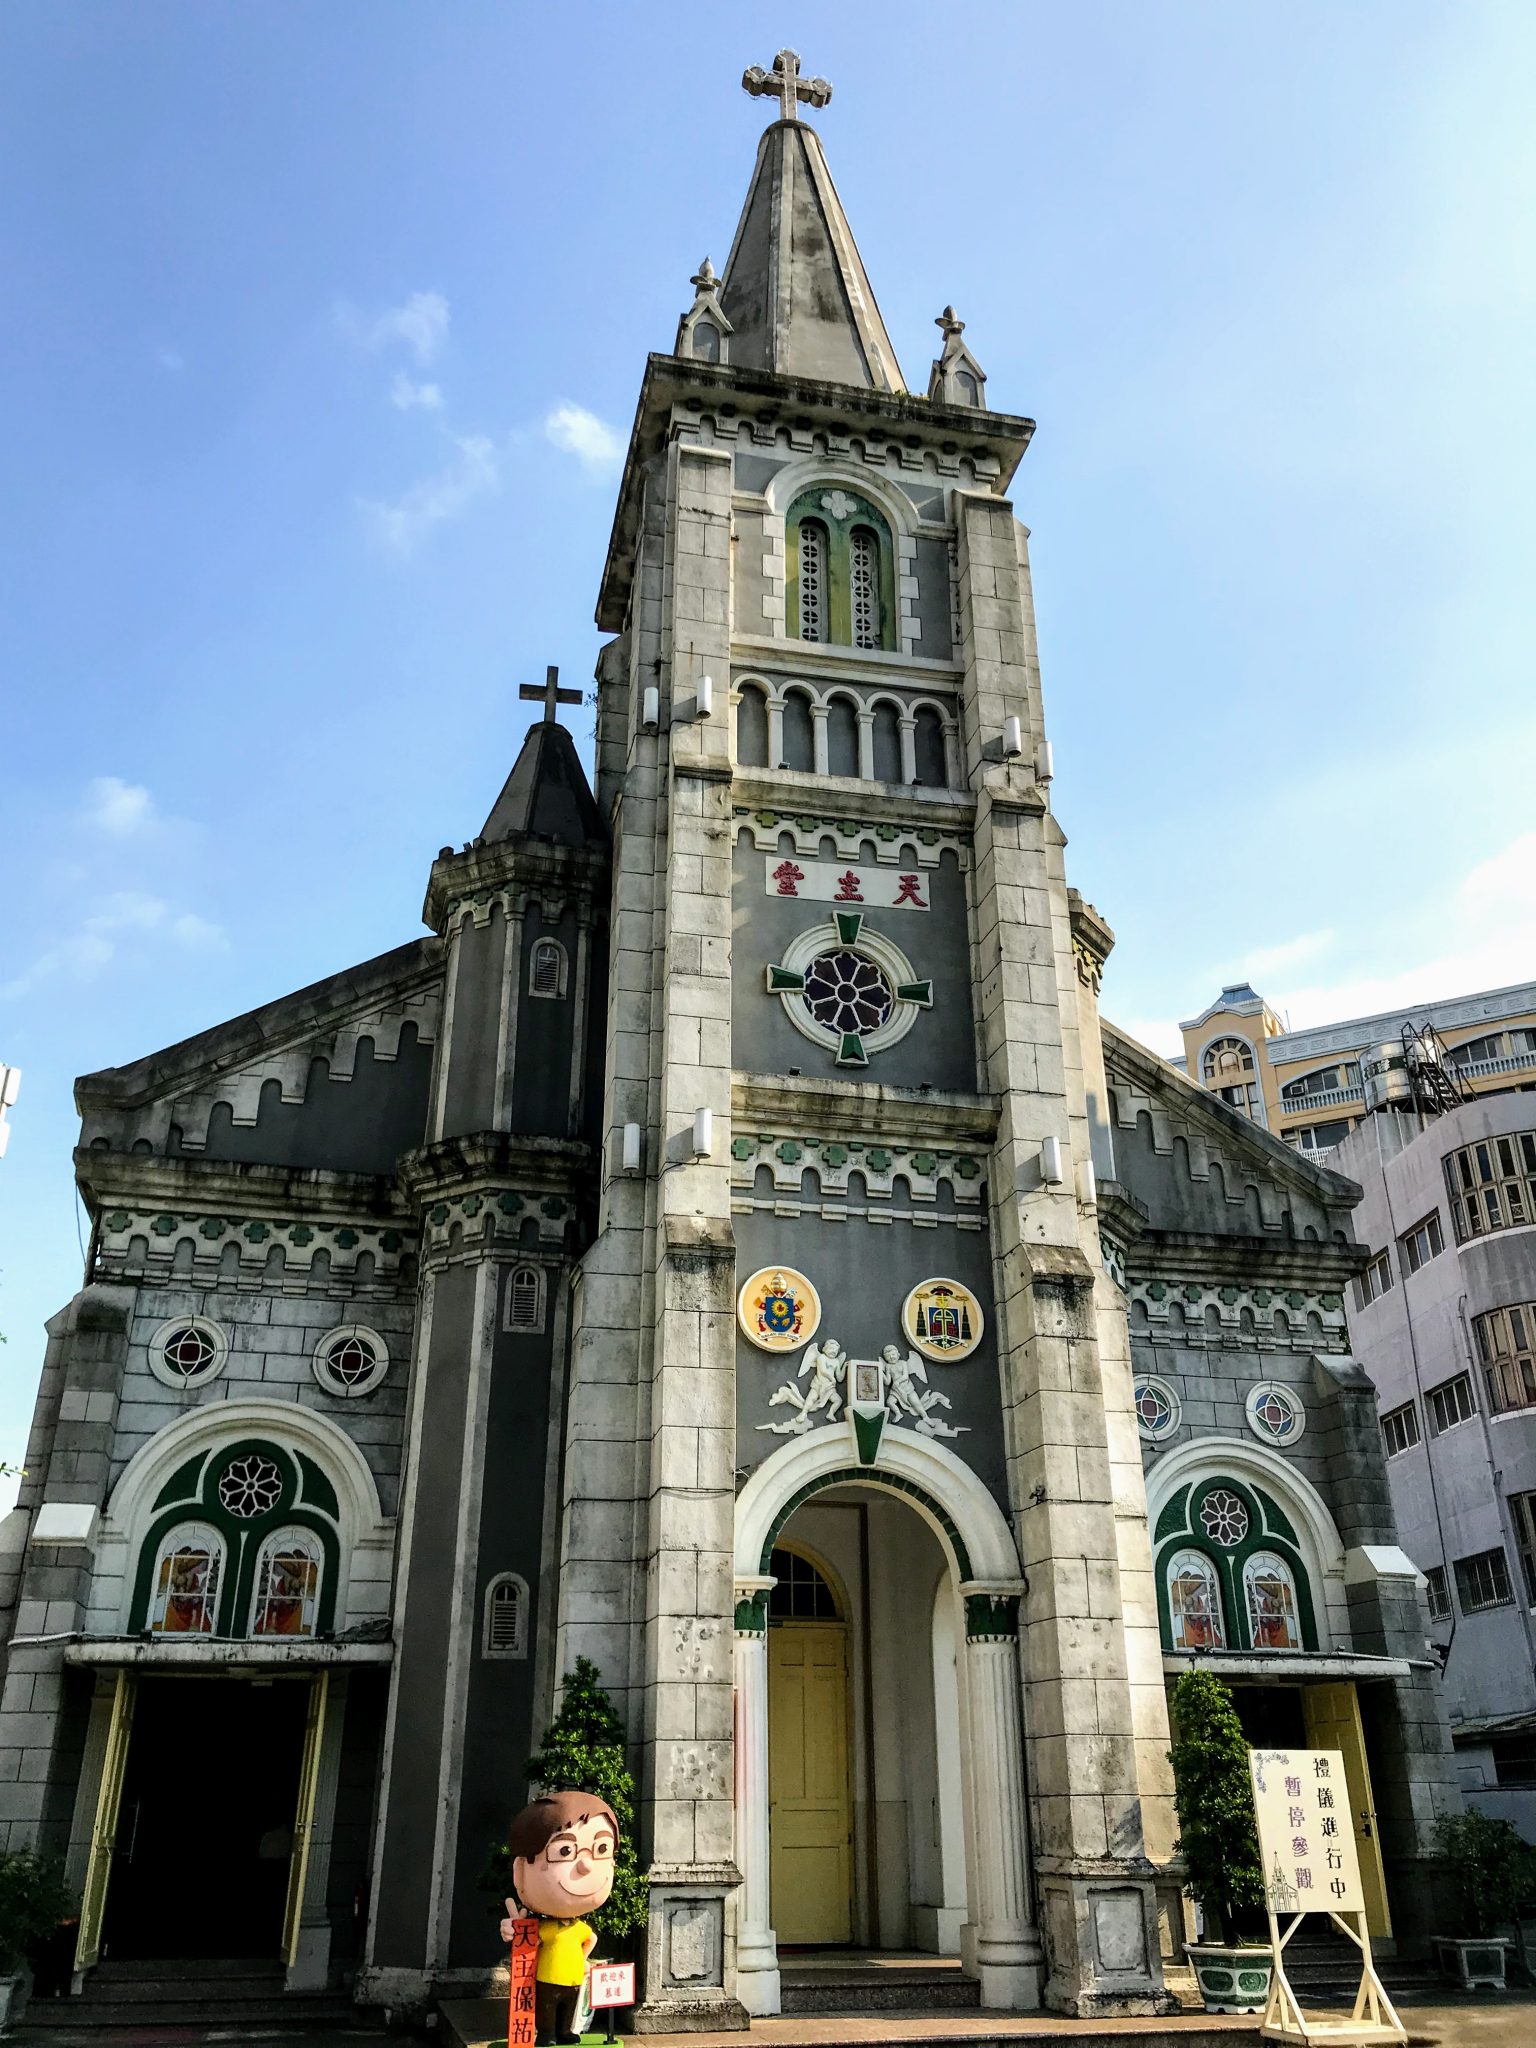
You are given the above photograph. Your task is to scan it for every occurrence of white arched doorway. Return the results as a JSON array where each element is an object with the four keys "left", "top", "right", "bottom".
[{"left": 732, "top": 1429, "right": 1040, "bottom": 2016}]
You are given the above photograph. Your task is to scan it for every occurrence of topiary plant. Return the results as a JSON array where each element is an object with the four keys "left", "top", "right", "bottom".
[
  {"left": 1433, "top": 1808, "right": 1536, "bottom": 1940},
  {"left": 484, "top": 1658, "right": 648, "bottom": 1948},
  {"left": 1168, "top": 1668, "right": 1265, "bottom": 1945}
]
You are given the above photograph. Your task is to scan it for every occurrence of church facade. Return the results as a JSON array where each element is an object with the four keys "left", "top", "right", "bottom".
[{"left": 0, "top": 53, "right": 1458, "bottom": 2028}]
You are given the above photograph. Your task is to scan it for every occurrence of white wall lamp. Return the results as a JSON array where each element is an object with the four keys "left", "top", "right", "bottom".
[
  {"left": 1077, "top": 1157, "right": 1097, "bottom": 1206},
  {"left": 695, "top": 675, "right": 714, "bottom": 720},
  {"left": 1036, "top": 739, "right": 1054, "bottom": 784},
  {"left": 1039, "top": 1135, "right": 1064, "bottom": 1186},
  {"left": 1002, "top": 714, "right": 1024, "bottom": 759},
  {"left": 621, "top": 1123, "right": 642, "bottom": 1175},
  {"left": 692, "top": 1107, "right": 714, "bottom": 1159},
  {"left": 641, "top": 685, "right": 660, "bottom": 732}
]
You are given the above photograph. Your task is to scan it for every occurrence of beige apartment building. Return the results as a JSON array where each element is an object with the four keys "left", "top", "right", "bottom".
[{"left": 1178, "top": 980, "right": 1536, "bottom": 1161}]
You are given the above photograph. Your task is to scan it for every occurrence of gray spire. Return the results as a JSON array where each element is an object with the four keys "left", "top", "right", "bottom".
[{"left": 719, "top": 57, "right": 905, "bottom": 393}]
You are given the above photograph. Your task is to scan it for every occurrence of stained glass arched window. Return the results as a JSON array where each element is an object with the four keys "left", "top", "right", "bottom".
[
  {"left": 1166, "top": 1548, "right": 1224, "bottom": 1650},
  {"left": 149, "top": 1522, "right": 224, "bottom": 1635},
  {"left": 1243, "top": 1551, "right": 1301, "bottom": 1650},
  {"left": 250, "top": 1527, "right": 322, "bottom": 1637}
]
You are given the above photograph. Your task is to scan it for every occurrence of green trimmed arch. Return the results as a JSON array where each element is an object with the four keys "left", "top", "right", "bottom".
[
  {"left": 785, "top": 487, "right": 897, "bottom": 650},
  {"left": 1154, "top": 1472, "right": 1316, "bottom": 1654},
  {"left": 759, "top": 1464, "right": 973, "bottom": 1581}
]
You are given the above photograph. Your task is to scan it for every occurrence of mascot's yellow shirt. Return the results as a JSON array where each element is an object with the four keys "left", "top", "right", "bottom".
[{"left": 537, "top": 1918, "right": 592, "bottom": 1986}]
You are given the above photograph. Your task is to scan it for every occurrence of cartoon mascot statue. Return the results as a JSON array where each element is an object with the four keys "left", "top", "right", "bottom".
[{"left": 500, "top": 1790, "right": 619, "bottom": 2047}]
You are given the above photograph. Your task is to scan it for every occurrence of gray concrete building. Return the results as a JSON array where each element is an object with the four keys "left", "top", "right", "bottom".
[
  {"left": 1333, "top": 1084, "right": 1536, "bottom": 1840},
  {"left": 0, "top": 48, "right": 1461, "bottom": 2030}
]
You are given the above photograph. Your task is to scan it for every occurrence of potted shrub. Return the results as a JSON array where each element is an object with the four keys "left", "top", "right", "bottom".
[
  {"left": 1431, "top": 1809, "right": 1536, "bottom": 1990},
  {"left": 1169, "top": 1669, "right": 1272, "bottom": 2013},
  {"left": 0, "top": 1849, "right": 74, "bottom": 2028}
]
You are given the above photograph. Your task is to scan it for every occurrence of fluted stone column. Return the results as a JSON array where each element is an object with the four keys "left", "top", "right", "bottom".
[
  {"left": 731, "top": 1579, "right": 779, "bottom": 2016},
  {"left": 961, "top": 1590, "right": 1043, "bottom": 2009}
]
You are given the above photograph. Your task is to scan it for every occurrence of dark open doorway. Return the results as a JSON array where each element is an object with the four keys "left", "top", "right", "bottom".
[{"left": 103, "top": 1676, "right": 310, "bottom": 1961}]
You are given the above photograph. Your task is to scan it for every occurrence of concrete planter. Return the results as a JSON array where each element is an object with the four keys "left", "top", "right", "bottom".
[
  {"left": 0, "top": 1972, "right": 26, "bottom": 2032},
  {"left": 1185, "top": 1941, "right": 1274, "bottom": 2014},
  {"left": 1433, "top": 1935, "right": 1510, "bottom": 1990}
]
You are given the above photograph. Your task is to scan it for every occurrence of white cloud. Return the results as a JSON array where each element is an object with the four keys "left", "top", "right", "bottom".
[
  {"left": 1, "top": 892, "right": 226, "bottom": 1004},
  {"left": 390, "top": 372, "right": 443, "bottom": 413},
  {"left": 82, "top": 776, "right": 156, "bottom": 837},
  {"left": 544, "top": 402, "right": 624, "bottom": 475},
  {"left": 155, "top": 347, "right": 185, "bottom": 373},
  {"left": 358, "top": 434, "right": 501, "bottom": 557},
  {"left": 338, "top": 290, "right": 450, "bottom": 366},
  {"left": 1241, "top": 929, "right": 1336, "bottom": 982}
]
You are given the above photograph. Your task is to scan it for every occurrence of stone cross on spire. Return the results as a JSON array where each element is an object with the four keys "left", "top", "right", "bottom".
[
  {"left": 742, "top": 48, "right": 832, "bottom": 124},
  {"left": 518, "top": 663, "right": 582, "bottom": 724}
]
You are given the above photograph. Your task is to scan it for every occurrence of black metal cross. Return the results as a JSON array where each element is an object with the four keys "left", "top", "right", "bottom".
[{"left": 518, "top": 664, "right": 582, "bottom": 724}]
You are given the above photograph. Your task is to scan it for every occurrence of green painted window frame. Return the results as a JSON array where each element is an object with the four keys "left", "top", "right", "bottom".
[
  {"left": 131, "top": 1436, "right": 341, "bottom": 1639},
  {"left": 1153, "top": 1474, "right": 1317, "bottom": 1654},
  {"left": 784, "top": 488, "right": 897, "bottom": 651}
]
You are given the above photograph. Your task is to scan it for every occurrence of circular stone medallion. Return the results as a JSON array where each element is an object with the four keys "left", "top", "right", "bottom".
[
  {"left": 738, "top": 1266, "right": 822, "bottom": 1354},
  {"left": 902, "top": 1277, "right": 985, "bottom": 1362}
]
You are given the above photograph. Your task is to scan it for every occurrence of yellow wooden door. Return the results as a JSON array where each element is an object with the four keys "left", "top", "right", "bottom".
[
  {"left": 74, "top": 1672, "right": 136, "bottom": 1971},
  {"left": 769, "top": 1624, "right": 852, "bottom": 1944},
  {"left": 1303, "top": 1681, "right": 1392, "bottom": 1938},
  {"left": 282, "top": 1672, "right": 329, "bottom": 1966}
]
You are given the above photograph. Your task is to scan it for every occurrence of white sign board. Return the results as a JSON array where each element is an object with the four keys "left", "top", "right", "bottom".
[
  {"left": 588, "top": 1961, "right": 636, "bottom": 2011},
  {"left": 763, "top": 856, "right": 931, "bottom": 909},
  {"left": 1250, "top": 1747, "right": 1364, "bottom": 1916}
]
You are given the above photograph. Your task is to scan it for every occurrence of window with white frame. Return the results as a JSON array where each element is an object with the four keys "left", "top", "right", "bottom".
[
  {"left": 1454, "top": 1546, "right": 1514, "bottom": 1614},
  {"left": 1201, "top": 1037, "right": 1261, "bottom": 1120},
  {"left": 1446, "top": 1130, "right": 1536, "bottom": 1241},
  {"left": 1450, "top": 1033, "right": 1506, "bottom": 1067},
  {"left": 797, "top": 518, "right": 828, "bottom": 642},
  {"left": 1510, "top": 1493, "right": 1536, "bottom": 1605},
  {"left": 1428, "top": 1372, "right": 1477, "bottom": 1435},
  {"left": 1166, "top": 1549, "right": 1225, "bottom": 1651},
  {"left": 1423, "top": 1564, "right": 1452, "bottom": 1622},
  {"left": 1354, "top": 1250, "right": 1394, "bottom": 1309},
  {"left": 313, "top": 1325, "right": 390, "bottom": 1399},
  {"left": 148, "top": 1316, "right": 229, "bottom": 1390},
  {"left": 1473, "top": 1302, "right": 1536, "bottom": 1414},
  {"left": 849, "top": 526, "right": 879, "bottom": 650},
  {"left": 149, "top": 1522, "right": 224, "bottom": 1635},
  {"left": 1399, "top": 1211, "right": 1445, "bottom": 1275},
  {"left": 483, "top": 1572, "right": 529, "bottom": 1659},
  {"left": 250, "top": 1527, "right": 323, "bottom": 1638},
  {"left": 504, "top": 1264, "right": 546, "bottom": 1334},
  {"left": 1381, "top": 1401, "right": 1421, "bottom": 1458}
]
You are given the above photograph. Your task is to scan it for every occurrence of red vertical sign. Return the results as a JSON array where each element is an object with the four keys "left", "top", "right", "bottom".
[{"left": 507, "top": 1915, "right": 539, "bottom": 2046}]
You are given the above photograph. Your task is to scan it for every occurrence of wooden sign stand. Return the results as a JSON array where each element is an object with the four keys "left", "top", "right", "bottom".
[{"left": 1261, "top": 1905, "right": 1404, "bottom": 2045}]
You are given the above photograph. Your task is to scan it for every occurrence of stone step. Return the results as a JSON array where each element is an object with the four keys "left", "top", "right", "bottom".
[
  {"left": 93, "top": 1957, "right": 286, "bottom": 1982},
  {"left": 19, "top": 1994, "right": 355, "bottom": 2030},
  {"left": 62, "top": 1974, "right": 290, "bottom": 2004},
  {"left": 781, "top": 1969, "right": 982, "bottom": 2015}
]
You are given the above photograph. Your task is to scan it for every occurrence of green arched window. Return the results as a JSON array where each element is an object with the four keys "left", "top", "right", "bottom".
[
  {"left": 785, "top": 488, "right": 897, "bottom": 651},
  {"left": 131, "top": 1437, "right": 341, "bottom": 1639},
  {"left": 1153, "top": 1474, "right": 1317, "bottom": 1654}
]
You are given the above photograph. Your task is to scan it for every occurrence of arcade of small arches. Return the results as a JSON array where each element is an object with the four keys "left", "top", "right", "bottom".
[{"left": 734, "top": 678, "right": 961, "bottom": 790}]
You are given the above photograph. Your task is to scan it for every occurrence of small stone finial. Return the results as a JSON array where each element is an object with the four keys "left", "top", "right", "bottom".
[
  {"left": 676, "top": 256, "right": 733, "bottom": 365},
  {"left": 936, "top": 305, "right": 965, "bottom": 341},
  {"left": 742, "top": 47, "right": 832, "bottom": 125},
  {"left": 691, "top": 257, "right": 719, "bottom": 294},
  {"left": 928, "top": 304, "right": 987, "bottom": 410}
]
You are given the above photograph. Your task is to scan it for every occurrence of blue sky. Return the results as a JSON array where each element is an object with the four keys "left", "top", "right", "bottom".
[{"left": 2, "top": 2, "right": 1533, "bottom": 1481}]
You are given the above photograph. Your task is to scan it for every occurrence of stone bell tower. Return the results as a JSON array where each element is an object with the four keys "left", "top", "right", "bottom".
[{"left": 556, "top": 48, "right": 1177, "bottom": 2024}]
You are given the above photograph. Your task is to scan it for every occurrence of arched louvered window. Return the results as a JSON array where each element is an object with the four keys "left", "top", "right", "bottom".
[
  {"left": 149, "top": 1523, "right": 224, "bottom": 1635},
  {"left": 691, "top": 319, "right": 720, "bottom": 363},
  {"left": 798, "top": 519, "right": 828, "bottom": 642},
  {"left": 1243, "top": 1551, "right": 1302, "bottom": 1650},
  {"left": 483, "top": 1572, "right": 530, "bottom": 1659},
  {"left": 505, "top": 1264, "right": 546, "bottom": 1333},
  {"left": 849, "top": 526, "right": 879, "bottom": 649},
  {"left": 250, "top": 1526, "right": 323, "bottom": 1638},
  {"left": 1166, "top": 1548, "right": 1225, "bottom": 1651},
  {"left": 530, "top": 939, "right": 566, "bottom": 1000}
]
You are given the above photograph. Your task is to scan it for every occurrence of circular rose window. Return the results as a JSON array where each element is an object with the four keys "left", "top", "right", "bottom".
[
  {"left": 148, "top": 1316, "right": 229, "bottom": 1391},
  {"left": 217, "top": 1453, "right": 284, "bottom": 1520},
  {"left": 1198, "top": 1487, "right": 1250, "bottom": 1548},
  {"left": 313, "top": 1326, "right": 390, "bottom": 1398},
  {"left": 802, "top": 949, "right": 894, "bottom": 1037}
]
